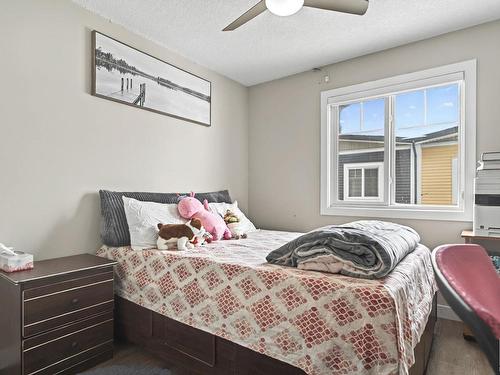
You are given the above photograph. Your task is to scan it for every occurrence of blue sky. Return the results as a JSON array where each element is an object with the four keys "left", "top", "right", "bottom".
[{"left": 339, "top": 83, "right": 459, "bottom": 139}]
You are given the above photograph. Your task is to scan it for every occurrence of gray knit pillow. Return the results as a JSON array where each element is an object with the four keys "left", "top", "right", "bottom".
[{"left": 99, "top": 190, "right": 232, "bottom": 247}]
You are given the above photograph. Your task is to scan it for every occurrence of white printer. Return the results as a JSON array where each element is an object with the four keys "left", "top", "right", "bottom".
[{"left": 474, "top": 152, "right": 500, "bottom": 237}]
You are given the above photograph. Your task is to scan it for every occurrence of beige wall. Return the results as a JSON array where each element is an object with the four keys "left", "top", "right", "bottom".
[
  {"left": 248, "top": 20, "right": 500, "bottom": 250},
  {"left": 0, "top": 0, "right": 248, "bottom": 260}
]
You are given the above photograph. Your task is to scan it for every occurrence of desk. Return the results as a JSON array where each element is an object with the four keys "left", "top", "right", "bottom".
[{"left": 461, "top": 230, "right": 500, "bottom": 255}]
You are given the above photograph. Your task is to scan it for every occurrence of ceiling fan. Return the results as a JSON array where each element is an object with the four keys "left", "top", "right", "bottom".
[{"left": 223, "top": 0, "right": 369, "bottom": 31}]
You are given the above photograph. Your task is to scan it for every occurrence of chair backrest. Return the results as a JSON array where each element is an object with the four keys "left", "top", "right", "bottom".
[{"left": 432, "top": 244, "right": 500, "bottom": 373}]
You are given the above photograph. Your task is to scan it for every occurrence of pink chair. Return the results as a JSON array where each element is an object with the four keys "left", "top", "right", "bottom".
[{"left": 432, "top": 244, "right": 500, "bottom": 373}]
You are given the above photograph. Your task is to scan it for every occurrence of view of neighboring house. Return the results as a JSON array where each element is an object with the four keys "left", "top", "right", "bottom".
[
  {"left": 338, "top": 127, "right": 458, "bottom": 205},
  {"left": 336, "top": 83, "right": 459, "bottom": 206}
]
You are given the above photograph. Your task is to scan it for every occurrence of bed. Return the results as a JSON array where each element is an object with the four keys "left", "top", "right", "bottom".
[{"left": 97, "top": 229, "right": 437, "bottom": 375}]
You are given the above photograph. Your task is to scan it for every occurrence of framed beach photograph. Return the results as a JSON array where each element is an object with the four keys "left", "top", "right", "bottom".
[{"left": 91, "top": 31, "right": 211, "bottom": 126}]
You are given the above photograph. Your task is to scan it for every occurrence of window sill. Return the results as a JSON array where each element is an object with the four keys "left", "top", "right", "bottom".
[{"left": 320, "top": 205, "right": 472, "bottom": 222}]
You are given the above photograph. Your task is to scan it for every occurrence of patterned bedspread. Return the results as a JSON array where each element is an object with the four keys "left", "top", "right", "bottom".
[{"left": 97, "top": 230, "right": 436, "bottom": 375}]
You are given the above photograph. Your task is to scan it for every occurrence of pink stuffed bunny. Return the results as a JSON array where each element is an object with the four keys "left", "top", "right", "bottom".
[{"left": 178, "top": 193, "right": 232, "bottom": 241}]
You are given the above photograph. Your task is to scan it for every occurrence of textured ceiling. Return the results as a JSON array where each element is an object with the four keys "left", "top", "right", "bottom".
[{"left": 72, "top": 0, "right": 500, "bottom": 86}]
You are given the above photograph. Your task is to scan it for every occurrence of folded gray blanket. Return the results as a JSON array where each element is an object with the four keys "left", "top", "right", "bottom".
[{"left": 266, "top": 220, "right": 420, "bottom": 279}]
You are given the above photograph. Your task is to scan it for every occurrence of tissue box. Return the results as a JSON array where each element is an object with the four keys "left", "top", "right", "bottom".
[{"left": 0, "top": 251, "right": 34, "bottom": 273}]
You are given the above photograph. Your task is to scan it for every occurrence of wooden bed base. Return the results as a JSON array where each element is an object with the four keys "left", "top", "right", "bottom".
[{"left": 114, "top": 294, "right": 437, "bottom": 375}]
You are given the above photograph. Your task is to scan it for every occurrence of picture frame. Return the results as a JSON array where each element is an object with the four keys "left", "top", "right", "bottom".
[{"left": 91, "top": 31, "right": 211, "bottom": 126}]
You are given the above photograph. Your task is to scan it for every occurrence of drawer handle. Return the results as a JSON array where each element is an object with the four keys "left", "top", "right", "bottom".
[
  {"left": 71, "top": 298, "right": 79, "bottom": 305},
  {"left": 71, "top": 341, "right": 78, "bottom": 349}
]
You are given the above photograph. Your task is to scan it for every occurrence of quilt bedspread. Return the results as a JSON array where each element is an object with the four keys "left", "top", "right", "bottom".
[{"left": 97, "top": 230, "right": 436, "bottom": 375}]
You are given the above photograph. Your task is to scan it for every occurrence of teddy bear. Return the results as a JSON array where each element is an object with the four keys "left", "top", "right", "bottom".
[
  {"left": 223, "top": 210, "right": 247, "bottom": 239},
  {"left": 177, "top": 193, "right": 232, "bottom": 241},
  {"left": 157, "top": 218, "right": 206, "bottom": 251}
]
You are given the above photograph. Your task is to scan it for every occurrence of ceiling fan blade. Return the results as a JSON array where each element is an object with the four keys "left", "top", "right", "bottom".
[
  {"left": 304, "top": 0, "right": 368, "bottom": 15},
  {"left": 223, "top": 1, "right": 268, "bottom": 31}
]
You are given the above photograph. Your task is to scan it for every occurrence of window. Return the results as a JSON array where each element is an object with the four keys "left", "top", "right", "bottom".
[
  {"left": 344, "top": 162, "right": 383, "bottom": 201},
  {"left": 321, "top": 61, "right": 476, "bottom": 221}
]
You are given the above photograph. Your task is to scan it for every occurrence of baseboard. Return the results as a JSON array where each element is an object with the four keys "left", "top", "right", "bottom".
[{"left": 437, "top": 303, "right": 461, "bottom": 321}]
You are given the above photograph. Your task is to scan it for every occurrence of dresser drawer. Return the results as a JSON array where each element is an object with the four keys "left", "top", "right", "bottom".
[
  {"left": 23, "top": 271, "right": 114, "bottom": 337},
  {"left": 23, "top": 312, "right": 113, "bottom": 375}
]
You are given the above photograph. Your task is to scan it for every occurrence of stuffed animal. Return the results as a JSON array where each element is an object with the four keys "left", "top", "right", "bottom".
[
  {"left": 190, "top": 229, "right": 213, "bottom": 247},
  {"left": 223, "top": 210, "right": 248, "bottom": 239},
  {"left": 177, "top": 193, "right": 232, "bottom": 241},
  {"left": 157, "top": 218, "right": 206, "bottom": 251},
  {"left": 224, "top": 210, "right": 239, "bottom": 224},
  {"left": 199, "top": 231, "right": 213, "bottom": 245}
]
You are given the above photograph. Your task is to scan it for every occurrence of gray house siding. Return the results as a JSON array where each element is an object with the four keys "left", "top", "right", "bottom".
[
  {"left": 395, "top": 149, "right": 412, "bottom": 204},
  {"left": 338, "top": 149, "right": 411, "bottom": 203}
]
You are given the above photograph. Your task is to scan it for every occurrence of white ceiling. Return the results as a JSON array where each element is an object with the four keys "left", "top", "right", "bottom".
[{"left": 73, "top": 0, "right": 500, "bottom": 86}]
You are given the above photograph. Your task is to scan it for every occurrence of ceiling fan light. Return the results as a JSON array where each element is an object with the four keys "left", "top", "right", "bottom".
[{"left": 265, "top": 0, "right": 304, "bottom": 17}]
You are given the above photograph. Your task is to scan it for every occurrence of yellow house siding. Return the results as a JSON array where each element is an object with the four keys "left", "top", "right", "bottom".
[{"left": 421, "top": 144, "right": 458, "bottom": 205}]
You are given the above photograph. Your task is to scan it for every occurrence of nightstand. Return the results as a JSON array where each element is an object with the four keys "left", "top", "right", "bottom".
[{"left": 0, "top": 254, "right": 117, "bottom": 375}]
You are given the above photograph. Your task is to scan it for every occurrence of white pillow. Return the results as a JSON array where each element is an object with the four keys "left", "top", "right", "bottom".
[
  {"left": 122, "top": 197, "right": 186, "bottom": 250},
  {"left": 208, "top": 201, "right": 257, "bottom": 236}
]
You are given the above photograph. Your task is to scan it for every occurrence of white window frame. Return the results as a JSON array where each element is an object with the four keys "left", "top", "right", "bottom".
[
  {"left": 343, "top": 162, "right": 384, "bottom": 202},
  {"left": 320, "top": 60, "right": 476, "bottom": 221}
]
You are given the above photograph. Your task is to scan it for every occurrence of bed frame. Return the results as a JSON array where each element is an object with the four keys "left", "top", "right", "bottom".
[{"left": 114, "top": 294, "right": 437, "bottom": 375}]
